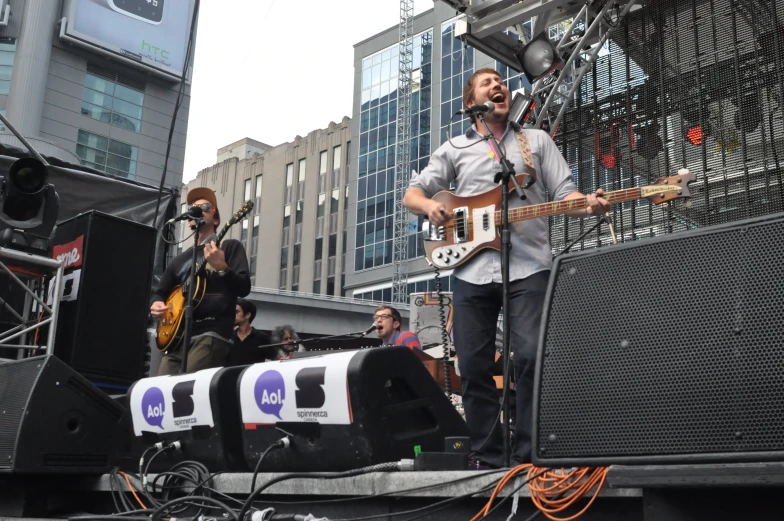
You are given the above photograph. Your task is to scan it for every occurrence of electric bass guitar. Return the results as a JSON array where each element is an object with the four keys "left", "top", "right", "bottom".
[
  {"left": 422, "top": 169, "right": 696, "bottom": 269},
  {"left": 156, "top": 200, "right": 254, "bottom": 351}
]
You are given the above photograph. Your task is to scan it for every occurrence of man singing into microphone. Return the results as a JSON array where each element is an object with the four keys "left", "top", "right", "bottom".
[
  {"left": 403, "top": 68, "right": 609, "bottom": 467},
  {"left": 150, "top": 187, "right": 251, "bottom": 375},
  {"left": 373, "top": 305, "right": 422, "bottom": 350}
]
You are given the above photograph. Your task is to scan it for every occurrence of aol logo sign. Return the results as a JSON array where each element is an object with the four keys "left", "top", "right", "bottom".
[
  {"left": 254, "top": 370, "right": 285, "bottom": 420},
  {"left": 142, "top": 387, "right": 165, "bottom": 429}
]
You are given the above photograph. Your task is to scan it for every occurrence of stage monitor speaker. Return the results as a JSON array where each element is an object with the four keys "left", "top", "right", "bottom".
[
  {"left": 0, "top": 355, "right": 129, "bottom": 473},
  {"left": 126, "top": 366, "right": 247, "bottom": 472},
  {"left": 534, "top": 213, "right": 784, "bottom": 467},
  {"left": 51, "top": 211, "right": 155, "bottom": 390},
  {"left": 239, "top": 347, "right": 470, "bottom": 472}
]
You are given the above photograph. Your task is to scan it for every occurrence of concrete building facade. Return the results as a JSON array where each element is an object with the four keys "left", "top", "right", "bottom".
[
  {"left": 345, "top": 4, "right": 534, "bottom": 302},
  {"left": 0, "top": 0, "right": 195, "bottom": 188},
  {"left": 180, "top": 118, "right": 352, "bottom": 297}
]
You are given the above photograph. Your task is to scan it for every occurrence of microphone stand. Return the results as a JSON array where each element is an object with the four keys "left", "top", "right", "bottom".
[
  {"left": 179, "top": 219, "right": 203, "bottom": 374},
  {"left": 557, "top": 215, "right": 613, "bottom": 257},
  {"left": 476, "top": 112, "right": 530, "bottom": 468}
]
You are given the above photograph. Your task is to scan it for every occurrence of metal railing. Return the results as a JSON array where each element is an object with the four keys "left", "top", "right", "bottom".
[{"left": 249, "top": 286, "right": 410, "bottom": 310}]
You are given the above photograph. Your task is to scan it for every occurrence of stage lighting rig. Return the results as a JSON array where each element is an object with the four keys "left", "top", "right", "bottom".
[
  {"left": 0, "top": 114, "right": 60, "bottom": 256},
  {"left": 515, "top": 31, "right": 565, "bottom": 84}
]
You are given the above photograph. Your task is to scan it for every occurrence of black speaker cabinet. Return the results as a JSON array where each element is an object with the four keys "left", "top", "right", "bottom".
[
  {"left": 52, "top": 211, "right": 155, "bottom": 390},
  {"left": 239, "top": 347, "right": 470, "bottom": 472},
  {"left": 0, "top": 355, "right": 129, "bottom": 473},
  {"left": 534, "top": 213, "right": 784, "bottom": 467}
]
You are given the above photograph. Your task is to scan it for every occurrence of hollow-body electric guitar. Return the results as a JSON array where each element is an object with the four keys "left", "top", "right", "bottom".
[
  {"left": 156, "top": 201, "right": 254, "bottom": 351},
  {"left": 422, "top": 169, "right": 696, "bottom": 269}
]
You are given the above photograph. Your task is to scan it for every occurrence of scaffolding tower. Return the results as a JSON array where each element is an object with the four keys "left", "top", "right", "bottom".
[{"left": 392, "top": 0, "right": 415, "bottom": 304}]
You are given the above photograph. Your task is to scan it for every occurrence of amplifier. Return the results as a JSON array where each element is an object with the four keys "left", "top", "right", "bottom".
[
  {"left": 239, "top": 347, "right": 470, "bottom": 472},
  {"left": 0, "top": 355, "right": 129, "bottom": 474},
  {"left": 534, "top": 213, "right": 784, "bottom": 466}
]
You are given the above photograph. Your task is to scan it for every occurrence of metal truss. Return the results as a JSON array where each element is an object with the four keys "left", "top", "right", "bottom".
[
  {"left": 0, "top": 247, "right": 64, "bottom": 360},
  {"left": 451, "top": 0, "right": 639, "bottom": 137},
  {"left": 392, "top": 0, "right": 415, "bottom": 305}
]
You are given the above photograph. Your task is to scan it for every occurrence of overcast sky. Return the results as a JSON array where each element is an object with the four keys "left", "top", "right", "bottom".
[{"left": 182, "top": 0, "right": 433, "bottom": 183}]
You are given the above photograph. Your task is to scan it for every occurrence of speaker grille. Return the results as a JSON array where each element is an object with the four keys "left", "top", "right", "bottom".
[
  {"left": 0, "top": 360, "right": 43, "bottom": 469},
  {"left": 537, "top": 215, "right": 784, "bottom": 464}
]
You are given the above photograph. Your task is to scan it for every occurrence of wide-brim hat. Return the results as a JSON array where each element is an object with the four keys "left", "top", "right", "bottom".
[{"left": 186, "top": 187, "right": 218, "bottom": 210}]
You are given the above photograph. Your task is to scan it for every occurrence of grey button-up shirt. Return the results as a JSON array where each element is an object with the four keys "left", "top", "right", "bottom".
[{"left": 409, "top": 123, "right": 578, "bottom": 284}]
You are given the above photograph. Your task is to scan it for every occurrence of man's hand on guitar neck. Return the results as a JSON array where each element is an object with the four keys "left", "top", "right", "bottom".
[
  {"left": 564, "top": 188, "right": 610, "bottom": 218},
  {"left": 204, "top": 241, "right": 229, "bottom": 273}
]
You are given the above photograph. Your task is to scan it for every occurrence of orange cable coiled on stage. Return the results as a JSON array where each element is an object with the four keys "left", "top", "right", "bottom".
[{"left": 471, "top": 464, "right": 609, "bottom": 521}]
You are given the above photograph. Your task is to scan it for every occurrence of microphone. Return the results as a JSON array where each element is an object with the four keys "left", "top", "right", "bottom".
[
  {"left": 167, "top": 205, "right": 203, "bottom": 225},
  {"left": 458, "top": 101, "right": 495, "bottom": 116},
  {"left": 361, "top": 323, "right": 381, "bottom": 336}
]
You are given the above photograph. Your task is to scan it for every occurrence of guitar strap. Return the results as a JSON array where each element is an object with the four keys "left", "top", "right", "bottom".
[
  {"left": 513, "top": 128, "right": 537, "bottom": 182},
  {"left": 486, "top": 127, "right": 537, "bottom": 182}
]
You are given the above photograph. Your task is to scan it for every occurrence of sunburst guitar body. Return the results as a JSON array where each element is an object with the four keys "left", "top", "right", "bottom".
[
  {"left": 422, "top": 170, "right": 696, "bottom": 269},
  {"left": 156, "top": 201, "right": 254, "bottom": 352}
]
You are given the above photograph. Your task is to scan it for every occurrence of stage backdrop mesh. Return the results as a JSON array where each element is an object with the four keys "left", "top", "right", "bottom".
[{"left": 547, "top": 0, "right": 784, "bottom": 253}]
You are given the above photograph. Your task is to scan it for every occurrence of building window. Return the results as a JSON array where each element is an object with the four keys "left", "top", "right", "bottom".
[
  {"left": 76, "top": 129, "right": 138, "bottom": 178},
  {"left": 255, "top": 174, "right": 263, "bottom": 200},
  {"left": 81, "top": 68, "right": 145, "bottom": 133},
  {"left": 0, "top": 38, "right": 17, "bottom": 95},
  {"left": 332, "top": 145, "right": 342, "bottom": 189},
  {"left": 240, "top": 218, "right": 248, "bottom": 243},
  {"left": 250, "top": 215, "right": 259, "bottom": 285},
  {"left": 356, "top": 30, "right": 433, "bottom": 272},
  {"left": 345, "top": 141, "right": 351, "bottom": 183},
  {"left": 285, "top": 162, "right": 293, "bottom": 204},
  {"left": 313, "top": 280, "right": 321, "bottom": 294},
  {"left": 297, "top": 158, "right": 306, "bottom": 201},
  {"left": 440, "top": 19, "right": 475, "bottom": 145},
  {"left": 244, "top": 178, "right": 251, "bottom": 201}
]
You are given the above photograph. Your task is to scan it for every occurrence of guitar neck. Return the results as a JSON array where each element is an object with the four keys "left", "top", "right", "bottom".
[{"left": 504, "top": 187, "right": 642, "bottom": 223}]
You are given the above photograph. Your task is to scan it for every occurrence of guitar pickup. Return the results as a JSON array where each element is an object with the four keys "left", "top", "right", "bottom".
[
  {"left": 453, "top": 207, "right": 469, "bottom": 243},
  {"left": 422, "top": 220, "right": 445, "bottom": 241}
]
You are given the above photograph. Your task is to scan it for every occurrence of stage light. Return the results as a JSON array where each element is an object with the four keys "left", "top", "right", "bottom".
[
  {"left": 0, "top": 157, "right": 60, "bottom": 255},
  {"left": 685, "top": 125, "right": 707, "bottom": 146},
  {"left": 515, "top": 31, "right": 564, "bottom": 84}
]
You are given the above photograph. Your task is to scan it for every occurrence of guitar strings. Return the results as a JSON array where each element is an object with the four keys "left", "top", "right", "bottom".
[{"left": 433, "top": 188, "right": 640, "bottom": 232}]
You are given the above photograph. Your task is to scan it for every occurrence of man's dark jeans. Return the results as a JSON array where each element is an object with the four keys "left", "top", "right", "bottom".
[{"left": 453, "top": 270, "right": 549, "bottom": 467}]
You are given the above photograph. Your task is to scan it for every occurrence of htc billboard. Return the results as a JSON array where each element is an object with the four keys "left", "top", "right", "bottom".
[{"left": 60, "top": 0, "right": 197, "bottom": 81}]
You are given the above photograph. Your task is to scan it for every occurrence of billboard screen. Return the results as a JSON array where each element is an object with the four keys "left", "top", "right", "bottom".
[{"left": 61, "top": 0, "right": 196, "bottom": 79}]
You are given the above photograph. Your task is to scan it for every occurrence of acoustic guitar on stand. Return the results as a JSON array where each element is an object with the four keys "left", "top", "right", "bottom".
[
  {"left": 422, "top": 169, "right": 696, "bottom": 269},
  {"left": 156, "top": 200, "right": 254, "bottom": 351}
]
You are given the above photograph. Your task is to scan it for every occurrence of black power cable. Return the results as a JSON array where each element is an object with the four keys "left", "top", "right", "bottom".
[
  {"left": 251, "top": 438, "right": 290, "bottom": 493},
  {"left": 151, "top": 0, "right": 201, "bottom": 229}
]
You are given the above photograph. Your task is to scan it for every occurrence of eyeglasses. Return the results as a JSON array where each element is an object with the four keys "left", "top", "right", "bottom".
[
  {"left": 373, "top": 314, "right": 393, "bottom": 321},
  {"left": 195, "top": 203, "right": 213, "bottom": 212}
]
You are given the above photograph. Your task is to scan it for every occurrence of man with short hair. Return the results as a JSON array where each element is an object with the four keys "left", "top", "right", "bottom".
[
  {"left": 403, "top": 68, "right": 609, "bottom": 467},
  {"left": 226, "top": 298, "right": 276, "bottom": 366},
  {"left": 374, "top": 305, "right": 422, "bottom": 350},
  {"left": 150, "top": 187, "right": 251, "bottom": 375}
]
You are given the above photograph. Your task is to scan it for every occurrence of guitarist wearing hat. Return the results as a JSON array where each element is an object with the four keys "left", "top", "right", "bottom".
[{"left": 150, "top": 187, "right": 251, "bottom": 375}]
